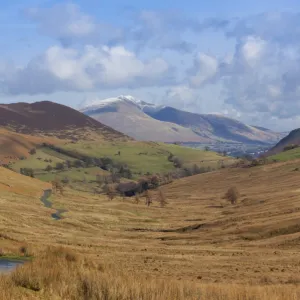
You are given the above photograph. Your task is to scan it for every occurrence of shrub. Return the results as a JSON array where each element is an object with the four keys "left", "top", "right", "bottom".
[{"left": 224, "top": 187, "right": 239, "bottom": 205}]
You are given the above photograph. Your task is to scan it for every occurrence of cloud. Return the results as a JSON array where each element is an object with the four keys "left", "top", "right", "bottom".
[
  {"left": 162, "top": 85, "right": 203, "bottom": 111},
  {"left": 0, "top": 45, "right": 174, "bottom": 95},
  {"left": 24, "top": 4, "right": 226, "bottom": 53},
  {"left": 17, "top": 5, "right": 300, "bottom": 129},
  {"left": 188, "top": 53, "right": 219, "bottom": 87},
  {"left": 185, "top": 12, "right": 300, "bottom": 122},
  {"left": 23, "top": 3, "right": 122, "bottom": 46}
]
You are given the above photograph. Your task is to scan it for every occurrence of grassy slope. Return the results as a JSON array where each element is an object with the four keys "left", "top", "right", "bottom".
[
  {"left": 9, "top": 141, "right": 234, "bottom": 191},
  {"left": 3, "top": 160, "right": 300, "bottom": 298},
  {"left": 269, "top": 147, "right": 300, "bottom": 161},
  {"left": 62, "top": 141, "right": 234, "bottom": 174},
  {"left": 0, "top": 128, "right": 62, "bottom": 164}
]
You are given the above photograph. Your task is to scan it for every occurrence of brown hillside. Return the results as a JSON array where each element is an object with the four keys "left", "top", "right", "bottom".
[
  {"left": 0, "top": 101, "right": 127, "bottom": 140},
  {"left": 0, "top": 128, "right": 62, "bottom": 163}
]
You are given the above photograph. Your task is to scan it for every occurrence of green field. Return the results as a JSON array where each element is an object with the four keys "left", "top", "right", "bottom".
[
  {"left": 9, "top": 141, "right": 236, "bottom": 192},
  {"left": 10, "top": 148, "right": 65, "bottom": 171},
  {"left": 62, "top": 141, "right": 233, "bottom": 175}
]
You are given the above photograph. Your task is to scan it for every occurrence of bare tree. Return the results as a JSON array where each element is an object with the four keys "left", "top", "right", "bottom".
[
  {"left": 145, "top": 190, "right": 152, "bottom": 207},
  {"left": 157, "top": 189, "right": 167, "bottom": 207},
  {"left": 224, "top": 187, "right": 239, "bottom": 205},
  {"left": 104, "top": 184, "right": 116, "bottom": 201},
  {"left": 52, "top": 180, "right": 64, "bottom": 195},
  {"left": 134, "top": 193, "right": 140, "bottom": 204}
]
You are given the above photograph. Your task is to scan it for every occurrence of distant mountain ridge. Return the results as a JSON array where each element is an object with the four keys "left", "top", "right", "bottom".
[
  {"left": 80, "top": 95, "right": 285, "bottom": 144},
  {"left": 80, "top": 96, "right": 209, "bottom": 143},
  {"left": 0, "top": 101, "right": 127, "bottom": 141}
]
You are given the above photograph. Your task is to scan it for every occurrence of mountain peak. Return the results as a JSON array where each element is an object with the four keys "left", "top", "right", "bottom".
[{"left": 80, "top": 95, "right": 165, "bottom": 113}]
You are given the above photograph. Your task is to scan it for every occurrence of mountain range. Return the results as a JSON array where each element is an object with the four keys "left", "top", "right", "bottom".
[{"left": 80, "top": 96, "right": 285, "bottom": 144}]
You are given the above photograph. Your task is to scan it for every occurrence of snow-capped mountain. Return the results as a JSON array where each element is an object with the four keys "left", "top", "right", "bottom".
[
  {"left": 80, "top": 95, "right": 285, "bottom": 144},
  {"left": 80, "top": 95, "right": 164, "bottom": 114}
]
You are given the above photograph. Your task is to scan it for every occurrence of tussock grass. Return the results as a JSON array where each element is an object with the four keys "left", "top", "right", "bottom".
[{"left": 2, "top": 247, "right": 300, "bottom": 300}]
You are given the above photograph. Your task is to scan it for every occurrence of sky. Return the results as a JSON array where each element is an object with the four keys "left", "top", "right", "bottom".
[{"left": 1, "top": 0, "right": 300, "bottom": 131}]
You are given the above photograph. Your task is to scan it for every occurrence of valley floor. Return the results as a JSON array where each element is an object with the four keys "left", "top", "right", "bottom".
[{"left": 2, "top": 160, "right": 300, "bottom": 298}]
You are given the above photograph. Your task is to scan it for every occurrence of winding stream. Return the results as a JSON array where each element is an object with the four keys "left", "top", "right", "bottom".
[
  {"left": 41, "top": 189, "right": 67, "bottom": 220},
  {"left": 0, "top": 259, "right": 24, "bottom": 274}
]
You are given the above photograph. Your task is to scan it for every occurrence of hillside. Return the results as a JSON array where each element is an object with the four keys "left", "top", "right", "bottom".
[
  {"left": 81, "top": 95, "right": 284, "bottom": 144},
  {"left": 3, "top": 155, "right": 300, "bottom": 298},
  {"left": 80, "top": 96, "right": 210, "bottom": 143},
  {"left": 9, "top": 140, "right": 235, "bottom": 193},
  {"left": 0, "top": 101, "right": 127, "bottom": 141},
  {"left": 0, "top": 100, "right": 237, "bottom": 191},
  {"left": 148, "top": 106, "right": 284, "bottom": 144},
  {"left": 0, "top": 127, "right": 63, "bottom": 164},
  {"left": 267, "top": 128, "right": 300, "bottom": 157}
]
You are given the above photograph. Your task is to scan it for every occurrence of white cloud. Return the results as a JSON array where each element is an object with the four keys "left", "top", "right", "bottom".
[
  {"left": 239, "top": 36, "right": 266, "bottom": 66},
  {"left": 15, "top": 6, "right": 300, "bottom": 130},
  {"left": 0, "top": 45, "right": 173, "bottom": 95},
  {"left": 163, "top": 85, "right": 202, "bottom": 111},
  {"left": 189, "top": 53, "right": 219, "bottom": 87},
  {"left": 24, "top": 3, "right": 122, "bottom": 46}
]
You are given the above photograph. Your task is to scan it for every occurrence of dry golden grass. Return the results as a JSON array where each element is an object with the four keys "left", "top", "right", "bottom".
[
  {"left": 2, "top": 159, "right": 300, "bottom": 298},
  {"left": 2, "top": 247, "right": 300, "bottom": 300}
]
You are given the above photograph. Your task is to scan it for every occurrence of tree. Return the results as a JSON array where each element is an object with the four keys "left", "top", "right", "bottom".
[
  {"left": 55, "top": 162, "right": 65, "bottom": 170},
  {"left": 29, "top": 148, "right": 36, "bottom": 155},
  {"left": 145, "top": 190, "right": 152, "bottom": 207},
  {"left": 172, "top": 157, "right": 183, "bottom": 168},
  {"left": 283, "top": 144, "right": 299, "bottom": 152},
  {"left": 73, "top": 160, "right": 84, "bottom": 168},
  {"left": 204, "top": 146, "right": 210, "bottom": 151},
  {"left": 111, "top": 169, "right": 121, "bottom": 183},
  {"left": 96, "top": 174, "right": 103, "bottom": 185},
  {"left": 192, "top": 164, "right": 201, "bottom": 175},
  {"left": 134, "top": 193, "right": 140, "bottom": 204},
  {"left": 138, "top": 178, "right": 149, "bottom": 193},
  {"left": 66, "top": 160, "right": 72, "bottom": 169},
  {"left": 150, "top": 175, "right": 160, "bottom": 188},
  {"left": 104, "top": 184, "right": 116, "bottom": 201},
  {"left": 167, "top": 153, "right": 174, "bottom": 162},
  {"left": 52, "top": 180, "right": 64, "bottom": 195},
  {"left": 20, "top": 168, "right": 34, "bottom": 178},
  {"left": 157, "top": 189, "right": 167, "bottom": 207},
  {"left": 61, "top": 176, "right": 70, "bottom": 184},
  {"left": 45, "top": 165, "right": 53, "bottom": 172},
  {"left": 224, "top": 187, "right": 239, "bottom": 205}
]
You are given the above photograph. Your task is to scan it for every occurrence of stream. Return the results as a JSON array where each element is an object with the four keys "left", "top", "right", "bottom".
[
  {"left": 0, "top": 259, "right": 24, "bottom": 274},
  {"left": 41, "top": 189, "right": 67, "bottom": 220}
]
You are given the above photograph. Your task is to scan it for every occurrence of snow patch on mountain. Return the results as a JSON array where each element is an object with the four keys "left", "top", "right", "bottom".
[{"left": 80, "top": 95, "right": 165, "bottom": 113}]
